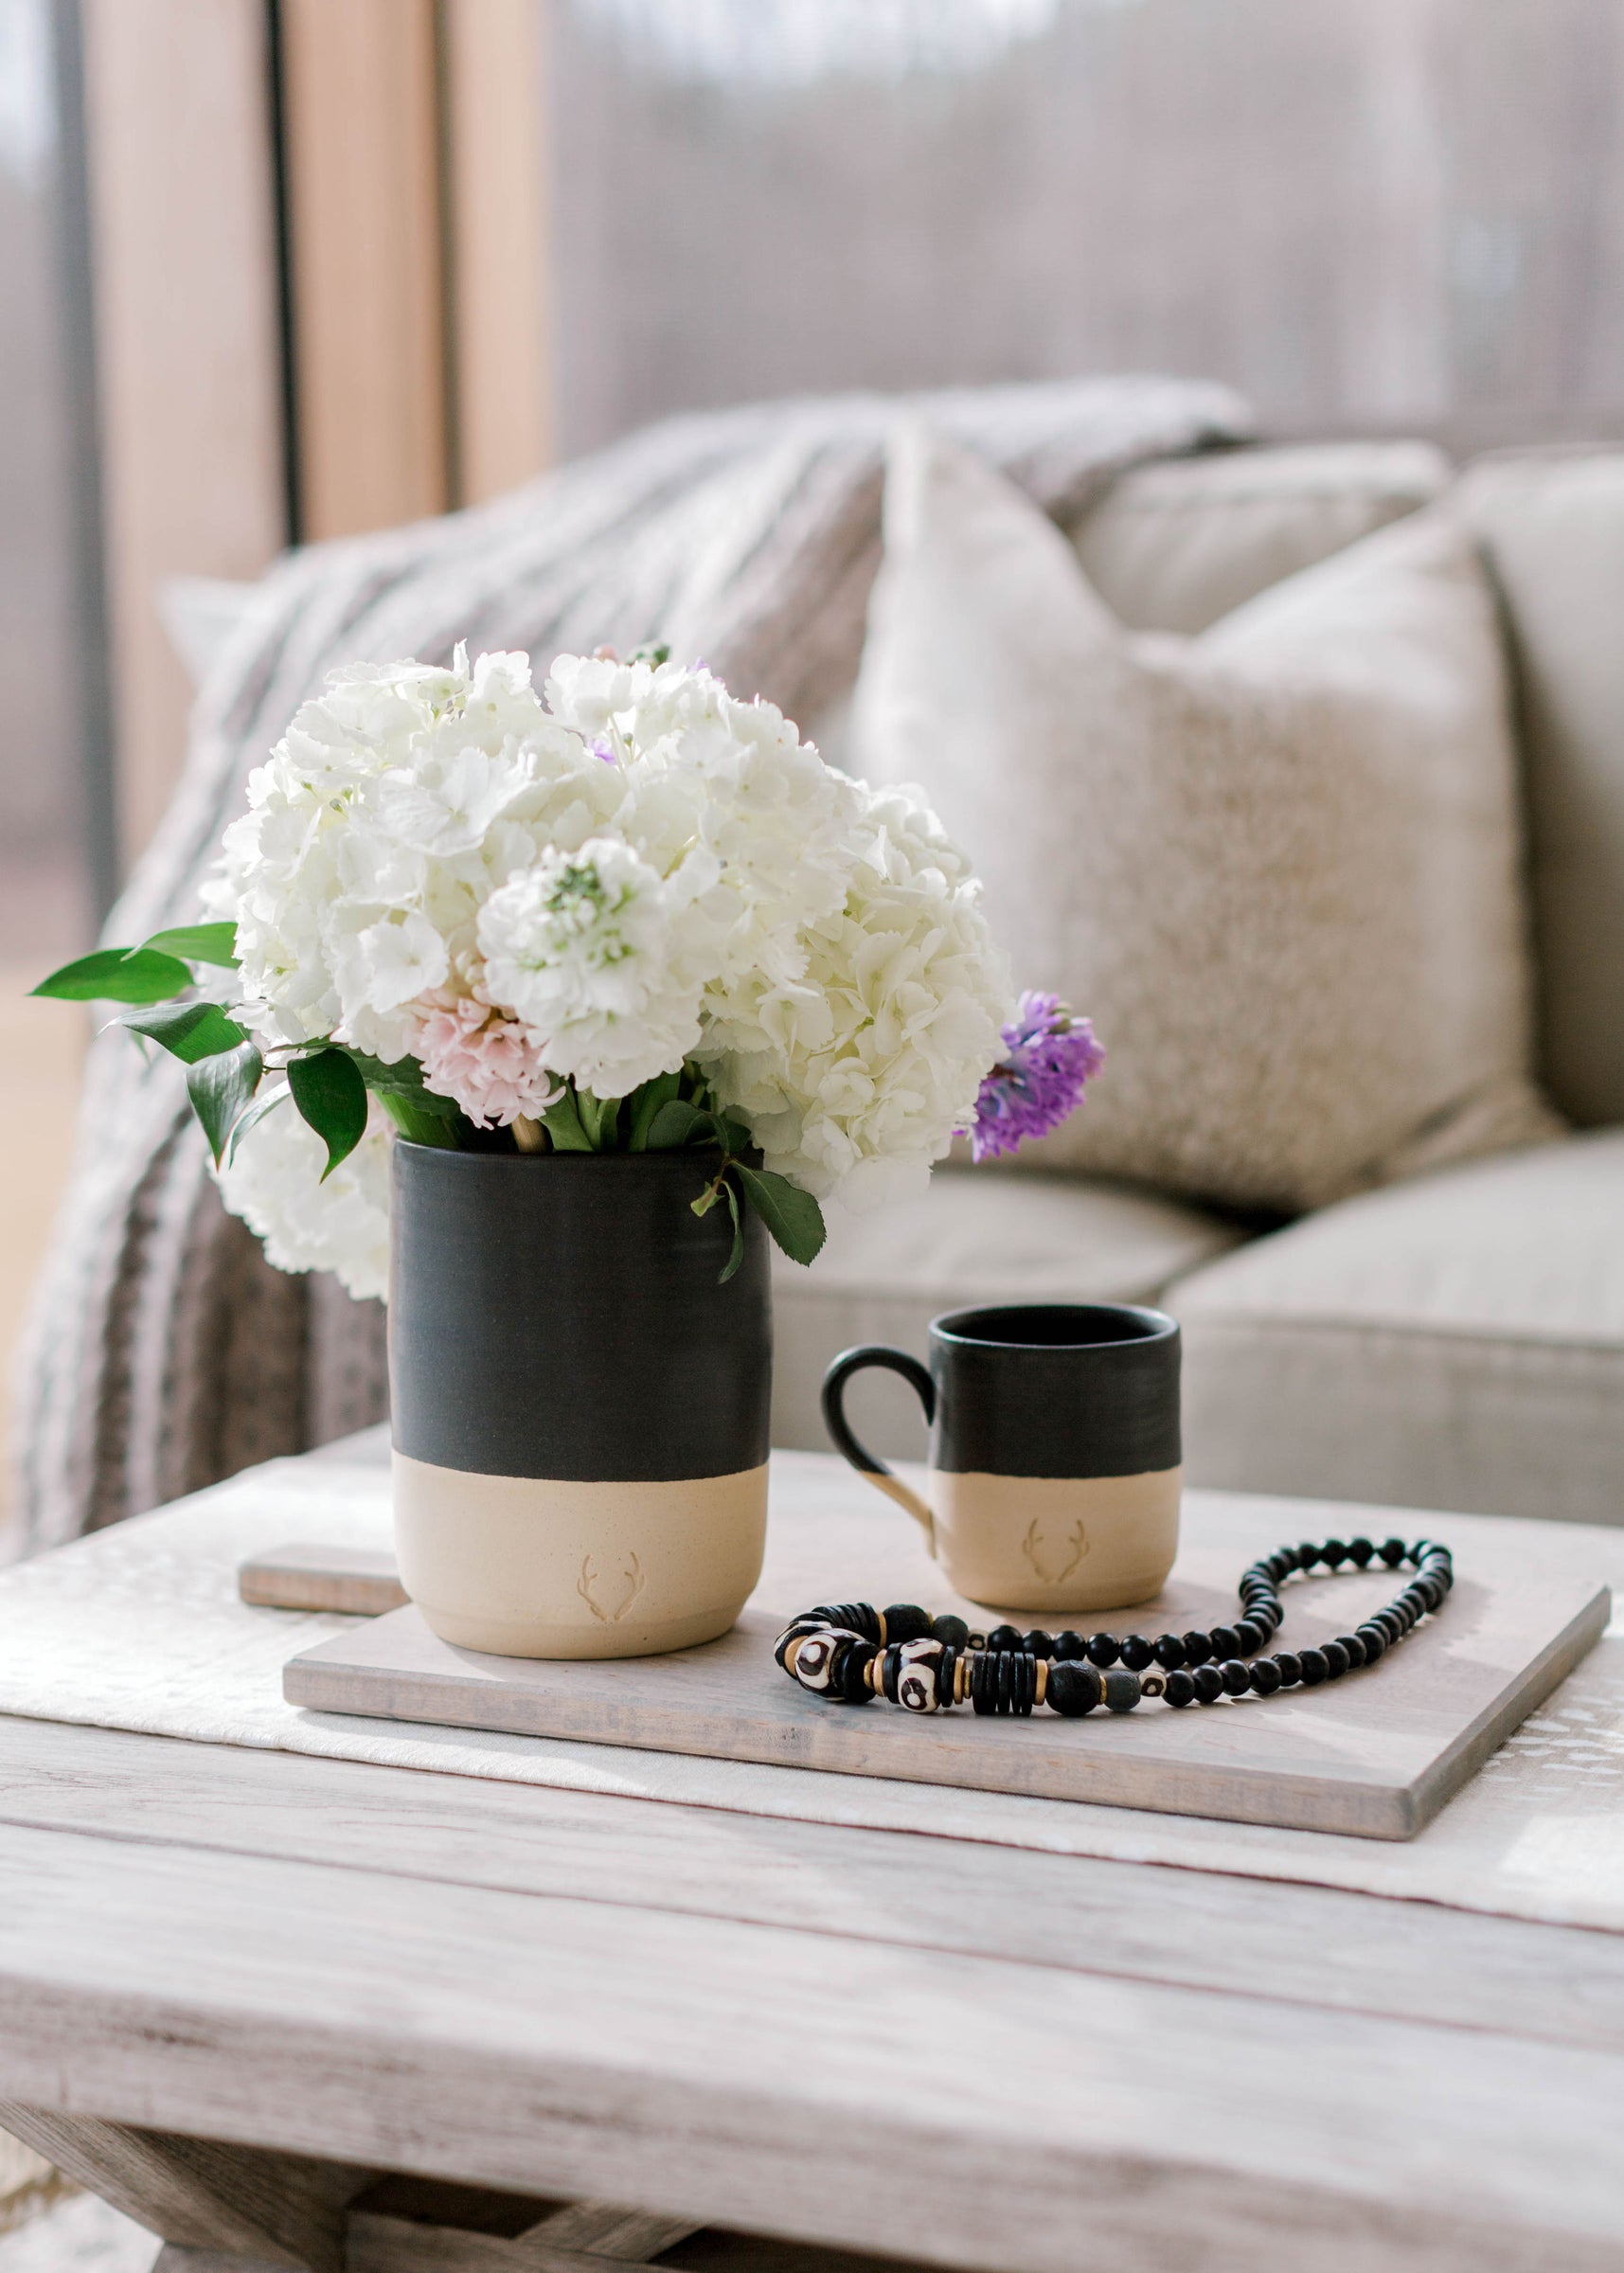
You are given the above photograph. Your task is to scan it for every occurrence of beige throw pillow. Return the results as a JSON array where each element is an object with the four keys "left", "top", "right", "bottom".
[{"left": 851, "top": 427, "right": 1558, "bottom": 1212}]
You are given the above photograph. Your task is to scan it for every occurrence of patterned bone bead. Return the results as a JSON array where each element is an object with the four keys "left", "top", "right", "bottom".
[
  {"left": 897, "top": 1661, "right": 940, "bottom": 1712},
  {"left": 896, "top": 1638, "right": 942, "bottom": 1712},
  {"left": 791, "top": 1633, "right": 838, "bottom": 1691}
]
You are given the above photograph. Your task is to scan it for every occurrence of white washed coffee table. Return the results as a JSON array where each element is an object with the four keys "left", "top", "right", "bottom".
[{"left": 0, "top": 1435, "right": 1620, "bottom": 2273}]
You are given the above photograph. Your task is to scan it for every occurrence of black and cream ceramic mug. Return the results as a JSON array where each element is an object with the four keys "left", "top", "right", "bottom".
[{"left": 822, "top": 1303, "right": 1181, "bottom": 1614}]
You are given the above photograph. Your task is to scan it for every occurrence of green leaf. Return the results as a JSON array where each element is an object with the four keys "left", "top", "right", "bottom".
[
  {"left": 717, "top": 1177, "right": 745, "bottom": 1285},
  {"left": 134, "top": 922, "right": 239, "bottom": 969},
  {"left": 735, "top": 1164, "right": 827, "bottom": 1267},
  {"left": 377, "top": 1091, "right": 460, "bottom": 1149},
  {"left": 118, "top": 999, "right": 250, "bottom": 1064},
  {"left": 645, "top": 1099, "right": 710, "bottom": 1150},
  {"left": 540, "top": 1087, "right": 594, "bottom": 1153},
  {"left": 223, "top": 1084, "right": 289, "bottom": 1167},
  {"left": 628, "top": 1070, "right": 682, "bottom": 1152},
  {"left": 342, "top": 1048, "right": 462, "bottom": 1116},
  {"left": 33, "top": 947, "right": 191, "bottom": 1004},
  {"left": 186, "top": 1040, "right": 263, "bottom": 1164},
  {"left": 286, "top": 1046, "right": 369, "bottom": 1180}
]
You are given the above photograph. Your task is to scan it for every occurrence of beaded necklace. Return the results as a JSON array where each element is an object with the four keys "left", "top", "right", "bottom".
[{"left": 775, "top": 1533, "right": 1453, "bottom": 1717}]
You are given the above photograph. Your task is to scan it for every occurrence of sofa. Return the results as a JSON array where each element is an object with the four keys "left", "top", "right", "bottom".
[{"left": 769, "top": 439, "right": 1624, "bottom": 1530}]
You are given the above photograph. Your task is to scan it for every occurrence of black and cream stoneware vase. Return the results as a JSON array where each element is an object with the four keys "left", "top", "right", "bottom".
[
  {"left": 389, "top": 1143, "right": 771, "bottom": 1659},
  {"left": 822, "top": 1302, "right": 1181, "bottom": 1615}
]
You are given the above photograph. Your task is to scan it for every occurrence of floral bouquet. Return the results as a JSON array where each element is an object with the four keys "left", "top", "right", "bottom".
[{"left": 37, "top": 647, "right": 1102, "bottom": 1298}]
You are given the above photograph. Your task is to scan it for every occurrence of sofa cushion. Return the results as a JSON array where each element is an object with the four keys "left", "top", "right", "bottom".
[
  {"left": 1458, "top": 451, "right": 1624, "bottom": 1129},
  {"left": 770, "top": 1167, "right": 1242, "bottom": 1456},
  {"left": 1072, "top": 440, "right": 1451, "bottom": 635},
  {"left": 1170, "top": 1130, "right": 1624, "bottom": 1526},
  {"left": 851, "top": 423, "right": 1555, "bottom": 1212}
]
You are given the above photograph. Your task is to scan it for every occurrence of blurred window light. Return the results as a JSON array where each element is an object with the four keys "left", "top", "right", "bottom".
[
  {"left": 572, "top": 0, "right": 1068, "bottom": 85},
  {"left": 0, "top": 0, "right": 53, "bottom": 189}
]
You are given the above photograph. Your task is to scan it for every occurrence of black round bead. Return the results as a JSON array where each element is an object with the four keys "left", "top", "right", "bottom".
[
  {"left": 1045, "top": 1660, "right": 1101, "bottom": 1717},
  {"left": 1380, "top": 1536, "right": 1407, "bottom": 1566},
  {"left": 1152, "top": 1633, "right": 1187, "bottom": 1670},
  {"left": 1220, "top": 1658, "right": 1252, "bottom": 1697},
  {"left": 1273, "top": 1651, "right": 1302, "bottom": 1687},
  {"left": 1119, "top": 1634, "right": 1155, "bottom": 1672},
  {"left": 1347, "top": 1536, "right": 1375, "bottom": 1566},
  {"left": 1086, "top": 1632, "right": 1121, "bottom": 1668},
  {"left": 1193, "top": 1665, "right": 1226, "bottom": 1703},
  {"left": 1374, "top": 1607, "right": 1404, "bottom": 1641},
  {"left": 1298, "top": 1540, "right": 1323, "bottom": 1568},
  {"left": 1249, "top": 1656, "right": 1283, "bottom": 1696},
  {"left": 931, "top": 1613, "right": 971, "bottom": 1650},
  {"left": 1102, "top": 1669, "right": 1142, "bottom": 1713},
  {"left": 1298, "top": 1647, "right": 1330, "bottom": 1686},
  {"left": 1164, "top": 1669, "right": 1197, "bottom": 1708},
  {"left": 883, "top": 1603, "right": 934, "bottom": 1644},
  {"left": 1209, "top": 1625, "right": 1241, "bottom": 1659},
  {"left": 1321, "top": 1538, "right": 1348, "bottom": 1568},
  {"left": 1182, "top": 1630, "right": 1214, "bottom": 1666},
  {"left": 838, "top": 1642, "right": 876, "bottom": 1703},
  {"left": 1051, "top": 1630, "right": 1086, "bottom": 1660},
  {"left": 1023, "top": 1629, "right": 1054, "bottom": 1658},
  {"left": 987, "top": 1623, "right": 1024, "bottom": 1654},
  {"left": 1355, "top": 1623, "right": 1386, "bottom": 1662},
  {"left": 1333, "top": 1632, "right": 1366, "bottom": 1669},
  {"left": 1232, "top": 1620, "right": 1266, "bottom": 1656},
  {"left": 1320, "top": 1640, "right": 1350, "bottom": 1678}
]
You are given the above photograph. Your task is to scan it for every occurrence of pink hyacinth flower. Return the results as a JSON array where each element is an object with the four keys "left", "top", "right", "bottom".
[{"left": 417, "top": 997, "right": 560, "bottom": 1128}]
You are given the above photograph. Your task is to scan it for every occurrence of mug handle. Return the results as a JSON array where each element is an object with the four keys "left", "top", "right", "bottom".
[{"left": 821, "top": 1346, "right": 937, "bottom": 1549}]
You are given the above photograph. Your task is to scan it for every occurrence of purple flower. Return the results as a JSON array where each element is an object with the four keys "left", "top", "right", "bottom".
[{"left": 971, "top": 993, "right": 1104, "bottom": 1163}]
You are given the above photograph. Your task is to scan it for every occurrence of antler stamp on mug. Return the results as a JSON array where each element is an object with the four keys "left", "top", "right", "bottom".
[{"left": 821, "top": 1303, "right": 1182, "bottom": 1615}]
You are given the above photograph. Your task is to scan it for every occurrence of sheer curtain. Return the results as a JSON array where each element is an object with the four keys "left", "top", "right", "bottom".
[{"left": 549, "top": 0, "right": 1624, "bottom": 459}]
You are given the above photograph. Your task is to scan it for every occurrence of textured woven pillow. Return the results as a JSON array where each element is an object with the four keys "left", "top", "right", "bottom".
[{"left": 851, "top": 427, "right": 1558, "bottom": 1212}]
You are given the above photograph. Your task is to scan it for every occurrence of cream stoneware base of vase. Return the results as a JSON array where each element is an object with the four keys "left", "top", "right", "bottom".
[
  {"left": 931, "top": 1466, "right": 1182, "bottom": 1614},
  {"left": 392, "top": 1450, "right": 769, "bottom": 1659}
]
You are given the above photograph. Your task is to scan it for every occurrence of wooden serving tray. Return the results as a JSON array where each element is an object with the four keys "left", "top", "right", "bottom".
[{"left": 282, "top": 1469, "right": 1610, "bottom": 1840}]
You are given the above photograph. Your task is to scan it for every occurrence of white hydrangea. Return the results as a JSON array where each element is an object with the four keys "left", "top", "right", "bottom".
[
  {"left": 208, "top": 644, "right": 1016, "bottom": 1289},
  {"left": 213, "top": 1091, "right": 392, "bottom": 1303},
  {"left": 696, "top": 785, "right": 1011, "bottom": 1208}
]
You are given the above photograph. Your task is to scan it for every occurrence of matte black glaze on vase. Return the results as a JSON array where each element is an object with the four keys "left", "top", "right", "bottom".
[
  {"left": 822, "top": 1303, "right": 1181, "bottom": 1613},
  {"left": 390, "top": 1144, "right": 772, "bottom": 1659}
]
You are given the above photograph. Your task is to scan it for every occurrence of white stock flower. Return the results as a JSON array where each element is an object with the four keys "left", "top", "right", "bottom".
[
  {"left": 478, "top": 838, "right": 707, "bottom": 1095},
  {"left": 213, "top": 1091, "right": 392, "bottom": 1303}
]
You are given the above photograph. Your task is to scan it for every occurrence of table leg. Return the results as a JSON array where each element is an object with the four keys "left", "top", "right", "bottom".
[{"left": 0, "top": 2104, "right": 370, "bottom": 2271}]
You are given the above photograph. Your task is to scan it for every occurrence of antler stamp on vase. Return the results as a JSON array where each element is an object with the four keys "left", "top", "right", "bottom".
[
  {"left": 1021, "top": 1516, "right": 1089, "bottom": 1588},
  {"left": 577, "top": 1550, "right": 648, "bottom": 1625}
]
